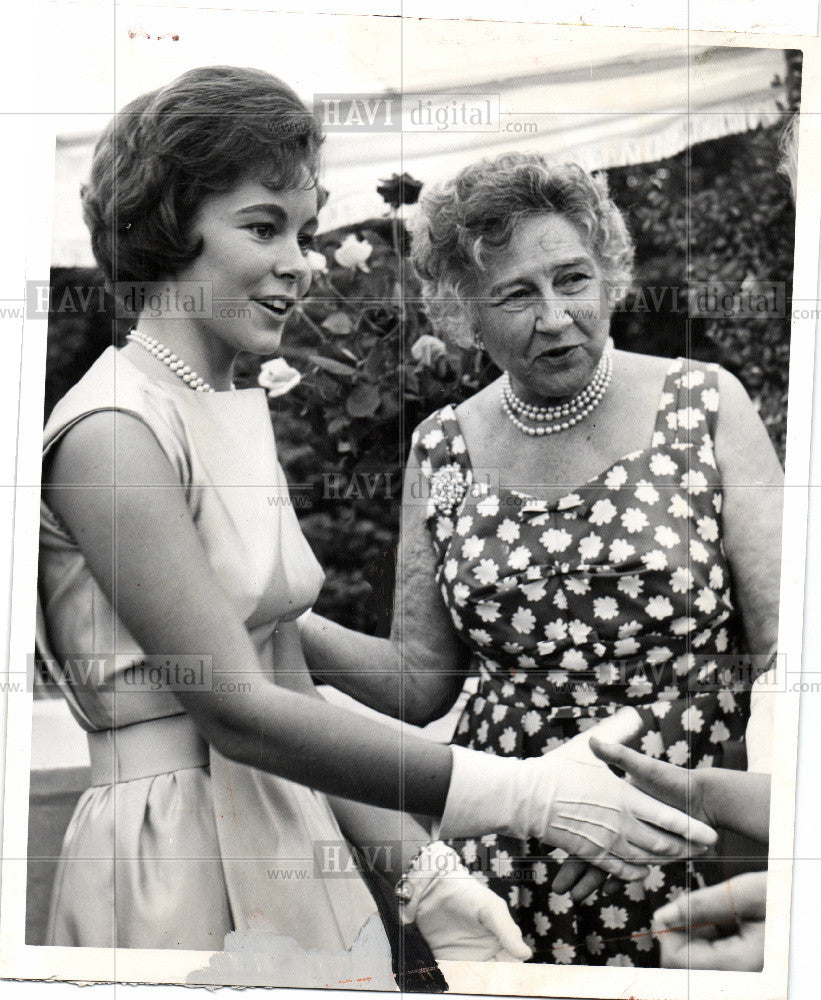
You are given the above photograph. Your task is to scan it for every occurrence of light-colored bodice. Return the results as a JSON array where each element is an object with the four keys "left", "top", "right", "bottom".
[{"left": 38, "top": 346, "right": 325, "bottom": 730}]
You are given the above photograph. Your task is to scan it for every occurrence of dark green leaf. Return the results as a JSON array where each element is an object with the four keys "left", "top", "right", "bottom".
[
  {"left": 309, "top": 354, "right": 359, "bottom": 378},
  {"left": 346, "top": 382, "right": 381, "bottom": 418}
]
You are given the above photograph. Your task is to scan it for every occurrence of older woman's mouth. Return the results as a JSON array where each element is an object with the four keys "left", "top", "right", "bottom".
[{"left": 537, "top": 344, "right": 580, "bottom": 360}]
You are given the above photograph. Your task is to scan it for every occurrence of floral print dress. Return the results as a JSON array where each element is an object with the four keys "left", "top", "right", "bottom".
[{"left": 411, "top": 358, "right": 753, "bottom": 967}]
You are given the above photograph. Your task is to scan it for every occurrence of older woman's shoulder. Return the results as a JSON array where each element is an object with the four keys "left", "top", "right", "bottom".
[
  {"left": 615, "top": 348, "right": 675, "bottom": 380},
  {"left": 452, "top": 378, "right": 507, "bottom": 427},
  {"left": 614, "top": 349, "right": 733, "bottom": 392}
]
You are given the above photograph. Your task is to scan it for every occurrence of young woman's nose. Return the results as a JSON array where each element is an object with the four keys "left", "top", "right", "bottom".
[{"left": 274, "top": 238, "right": 310, "bottom": 287}]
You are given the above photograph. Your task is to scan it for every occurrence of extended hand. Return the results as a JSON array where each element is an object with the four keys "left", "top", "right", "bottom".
[
  {"left": 525, "top": 709, "right": 717, "bottom": 880},
  {"left": 652, "top": 870, "right": 767, "bottom": 971},
  {"left": 439, "top": 708, "right": 717, "bottom": 884},
  {"left": 552, "top": 731, "right": 712, "bottom": 900}
]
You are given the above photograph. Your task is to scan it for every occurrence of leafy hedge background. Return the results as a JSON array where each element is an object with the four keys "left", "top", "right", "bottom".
[{"left": 45, "top": 121, "right": 797, "bottom": 637}]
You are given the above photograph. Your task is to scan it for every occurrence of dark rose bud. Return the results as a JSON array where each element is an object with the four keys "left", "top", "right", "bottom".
[{"left": 377, "top": 172, "right": 424, "bottom": 208}]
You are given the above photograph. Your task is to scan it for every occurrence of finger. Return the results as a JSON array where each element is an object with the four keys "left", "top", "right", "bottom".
[
  {"left": 551, "top": 858, "right": 589, "bottom": 894},
  {"left": 654, "top": 876, "right": 766, "bottom": 930},
  {"left": 660, "top": 926, "right": 765, "bottom": 971},
  {"left": 653, "top": 884, "right": 736, "bottom": 931},
  {"left": 603, "top": 876, "right": 620, "bottom": 895},
  {"left": 628, "top": 786, "right": 717, "bottom": 846},
  {"left": 494, "top": 946, "right": 533, "bottom": 963},
  {"left": 593, "top": 853, "right": 650, "bottom": 882},
  {"left": 591, "top": 738, "right": 707, "bottom": 822},
  {"left": 719, "top": 871, "right": 768, "bottom": 920},
  {"left": 589, "top": 738, "right": 684, "bottom": 797},
  {"left": 478, "top": 901, "right": 533, "bottom": 961},
  {"left": 570, "top": 867, "right": 607, "bottom": 902},
  {"left": 593, "top": 707, "right": 642, "bottom": 744},
  {"left": 595, "top": 831, "right": 676, "bottom": 867},
  {"left": 657, "top": 930, "right": 690, "bottom": 968},
  {"left": 625, "top": 819, "right": 710, "bottom": 862}
]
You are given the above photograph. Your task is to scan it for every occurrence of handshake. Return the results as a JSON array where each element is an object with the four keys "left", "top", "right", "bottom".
[
  {"left": 438, "top": 705, "right": 717, "bottom": 879},
  {"left": 401, "top": 705, "right": 747, "bottom": 966}
]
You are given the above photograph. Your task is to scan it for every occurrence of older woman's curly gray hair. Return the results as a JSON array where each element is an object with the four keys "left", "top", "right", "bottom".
[{"left": 408, "top": 153, "right": 635, "bottom": 348}]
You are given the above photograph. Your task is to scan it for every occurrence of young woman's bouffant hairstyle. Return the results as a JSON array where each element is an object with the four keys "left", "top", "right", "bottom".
[
  {"left": 408, "top": 153, "right": 635, "bottom": 348},
  {"left": 82, "top": 66, "right": 325, "bottom": 289}
]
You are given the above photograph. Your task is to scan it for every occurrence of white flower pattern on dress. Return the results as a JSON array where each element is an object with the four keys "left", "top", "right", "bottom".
[{"left": 411, "top": 359, "right": 751, "bottom": 968}]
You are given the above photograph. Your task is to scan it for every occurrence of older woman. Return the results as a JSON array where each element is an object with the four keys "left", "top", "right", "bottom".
[
  {"left": 38, "top": 72, "right": 711, "bottom": 963},
  {"left": 302, "top": 152, "right": 782, "bottom": 966}
]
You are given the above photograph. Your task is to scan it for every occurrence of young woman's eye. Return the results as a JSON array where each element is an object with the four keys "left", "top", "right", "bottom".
[
  {"left": 248, "top": 223, "right": 278, "bottom": 240},
  {"left": 297, "top": 233, "right": 317, "bottom": 253}
]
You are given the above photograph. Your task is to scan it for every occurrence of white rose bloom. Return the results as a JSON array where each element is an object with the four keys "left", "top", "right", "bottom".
[
  {"left": 257, "top": 358, "right": 302, "bottom": 397},
  {"left": 333, "top": 233, "right": 373, "bottom": 272},
  {"left": 305, "top": 248, "right": 329, "bottom": 274}
]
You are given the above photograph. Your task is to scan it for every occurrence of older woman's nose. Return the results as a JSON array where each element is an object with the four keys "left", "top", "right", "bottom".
[{"left": 534, "top": 300, "right": 573, "bottom": 334}]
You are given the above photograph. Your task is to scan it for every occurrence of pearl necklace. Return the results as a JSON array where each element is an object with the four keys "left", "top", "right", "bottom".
[
  {"left": 126, "top": 329, "right": 213, "bottom": 392},
  {"left": 500, "top": 347, "right": 613, "bottom": 436}
]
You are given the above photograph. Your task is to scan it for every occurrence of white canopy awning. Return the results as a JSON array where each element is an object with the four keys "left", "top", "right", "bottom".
[{"left": 49, "top": 12, "right": 788, "bottom": 266}]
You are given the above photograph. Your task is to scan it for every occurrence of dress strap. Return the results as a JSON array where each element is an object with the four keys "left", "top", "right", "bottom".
[
  {"left": 410, "top": 405, "right": 473, "bottom": 562},
  {"left": 410, "top": 404, "right": 471, "bottom": 477},
  {"left": 652, "top": 357, "right": 721, "bottom": 448}
]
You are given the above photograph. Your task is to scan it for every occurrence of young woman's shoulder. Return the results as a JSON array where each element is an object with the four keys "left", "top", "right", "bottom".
[
  {"left": 43, "top": 347, "right": 191, "bottom": 493},
  {"left": 46, "top": 410, "right": 176, "bottom": 492}
]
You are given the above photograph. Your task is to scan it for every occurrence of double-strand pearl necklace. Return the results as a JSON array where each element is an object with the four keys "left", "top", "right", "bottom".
[
  {"left": 500, "top": 347, "right": 613, "bottom": 436},
  {"left": 126, "top": 329, "right": 213, "bottom": 392}
]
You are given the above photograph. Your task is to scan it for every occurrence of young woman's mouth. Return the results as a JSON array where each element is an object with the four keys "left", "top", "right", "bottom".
[{"left": 253, "top": 297, "right": 296, "bottom": 319}]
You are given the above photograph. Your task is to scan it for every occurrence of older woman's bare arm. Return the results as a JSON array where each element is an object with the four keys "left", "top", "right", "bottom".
[
  {"left": 713, "top": 367, "right": 784, "bottom": 656},
  {"left": 302, "top": 452, "right": 470, "bottom": 725}
]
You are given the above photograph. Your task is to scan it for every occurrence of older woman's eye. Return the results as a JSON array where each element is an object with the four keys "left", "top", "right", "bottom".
[
  {"left": 558, "top": 272, "right": 592, "bottom": 290},
  {"left": 498, "top": 289, "right": 533, "bottom": 310}
]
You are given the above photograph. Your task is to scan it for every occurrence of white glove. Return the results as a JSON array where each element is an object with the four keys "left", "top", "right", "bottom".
[
  {"left": 397, "top": 841, "right": 532, "bottom": 962},
  {"left": 437, "top": 707, "right": 717, "bottom": 881}
]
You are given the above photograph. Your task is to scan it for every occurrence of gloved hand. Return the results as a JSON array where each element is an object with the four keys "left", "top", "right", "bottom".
[
  {"left": 438, "top": 707, "right": 717, "bottom": 881},
  {"left": 397, "top": 841, "right": 533, "bottom": 962}
]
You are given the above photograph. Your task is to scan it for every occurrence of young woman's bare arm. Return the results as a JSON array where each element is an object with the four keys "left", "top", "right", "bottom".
[{"left": 44, "top": 411, "right": 452, "bottom": 815}]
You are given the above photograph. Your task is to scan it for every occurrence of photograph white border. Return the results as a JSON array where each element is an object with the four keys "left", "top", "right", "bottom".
[{"left": 1, "top": 9, "right": 820, "bottom": 999}]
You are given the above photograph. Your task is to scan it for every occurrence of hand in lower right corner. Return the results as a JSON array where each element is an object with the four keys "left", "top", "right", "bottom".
[{"left": 652, "top": 871, "right": 767, "bottom": 971}]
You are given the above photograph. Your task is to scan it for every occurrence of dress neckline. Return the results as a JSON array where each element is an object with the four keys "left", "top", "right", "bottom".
[
  {"left": 441, "top": 357, "right": 688, "bottom": 511},
  {"left": 113, "top": 346, "right": 266, "bottom": 398}
]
